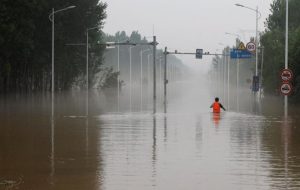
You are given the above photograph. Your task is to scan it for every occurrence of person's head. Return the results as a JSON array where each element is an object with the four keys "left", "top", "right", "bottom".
[{"left": 215, "top": 97, "right": 219, "bottom": 102}]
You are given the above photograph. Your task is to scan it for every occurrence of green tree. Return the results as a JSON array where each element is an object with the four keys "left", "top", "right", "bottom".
[
  {"left": 260, "top": 0, "right": 300, "bottom": 101},
  {"left": 0, "top": 0, "right": 107, "bottom": 93}
]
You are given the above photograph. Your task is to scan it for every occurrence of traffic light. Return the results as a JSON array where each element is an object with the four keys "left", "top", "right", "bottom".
[{"left": 196, "top": 49, "right": 203, "bottom": 59}]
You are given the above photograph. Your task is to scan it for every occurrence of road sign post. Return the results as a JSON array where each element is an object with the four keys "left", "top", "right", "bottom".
[{"left": 279, "top": 69, "right": 294, "bottom": 96}]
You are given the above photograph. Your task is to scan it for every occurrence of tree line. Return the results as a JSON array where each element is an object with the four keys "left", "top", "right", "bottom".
[
  {"left": 261, "top": 0, "right": 300, "bottom": 102},
  {"left": 0, "top": 0, "right": 107, "bottom": 93}
]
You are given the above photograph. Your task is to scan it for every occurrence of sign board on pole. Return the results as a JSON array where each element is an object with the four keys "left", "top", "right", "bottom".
[
  {"left": 246, "top": 42, "right": 256, "bottom": 52},
  {"left": 196, "top": 49, "right": 203, "bottom": 59},
  {"left": 238, "top": 42, "right": 246, "bottom": 50},
  {"left": 280, "top": 82, "right": 293, "bottom": 96},
  {"left": 230, "top": 49, "right": 252, "bottom": 59},
  {"left": 280, "top": 69, "right": 293, "bottom": 82}
]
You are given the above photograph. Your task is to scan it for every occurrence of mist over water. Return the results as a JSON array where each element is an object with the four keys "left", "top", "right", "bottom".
[{"left": 1, "top": 69, "right": 300, "bottom": 190}]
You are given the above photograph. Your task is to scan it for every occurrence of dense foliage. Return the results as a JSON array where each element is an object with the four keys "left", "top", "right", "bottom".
[
  {"left": 0, "top": 0, "right": 107, "bottom": 93},
  {"left": 261, "top": 0, "right": 300, "bottom": 101}
]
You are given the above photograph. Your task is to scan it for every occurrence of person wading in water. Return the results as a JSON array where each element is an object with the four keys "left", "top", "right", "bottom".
[{"left": 210, "top": 97, "right": 226, "bottom": 113}]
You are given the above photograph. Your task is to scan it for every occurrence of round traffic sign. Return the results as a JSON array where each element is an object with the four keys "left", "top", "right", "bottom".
[
  {"left": 246, "top": 42, "right": 256, "bottom": 52},
  {"left": 280, "top": 69, "right": 293, "bottom": 82},
  {"left": 280, "top": 82, "right": 293, "bottom": 96}
]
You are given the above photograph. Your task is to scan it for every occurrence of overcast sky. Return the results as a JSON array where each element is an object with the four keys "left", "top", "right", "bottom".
[{"left": 103, "top": 0, "right": 274, "bottom": 72}]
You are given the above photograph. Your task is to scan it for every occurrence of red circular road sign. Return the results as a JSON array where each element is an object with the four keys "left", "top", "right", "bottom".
[
  {"left": 246, "top": 42, "right": 256, "bottom": 52},
  {"left": 280, "top": 82, "right": 293, "bottom": 96},
  {"left": 280, "top": 69, "right": 293, "bottom": 82}
]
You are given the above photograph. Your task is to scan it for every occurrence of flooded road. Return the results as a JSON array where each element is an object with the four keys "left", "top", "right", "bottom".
[{"left": 1, "top": 77, "right": 300, "bottom": 190}]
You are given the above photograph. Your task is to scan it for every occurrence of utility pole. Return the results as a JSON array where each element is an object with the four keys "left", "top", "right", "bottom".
[
  {"left": 284, "top": 0, "right": 289, "bottom": 117},
  {"left": 260, "top": 47, "right": 264, "bottom": 99},
  {"left": 164, "top": 47, "right": 168, "bottom": 113},
  {"left": 227, "top": 48, "right": 230, "bottom": 110},
  {"left": 153, "top": 36, "right": 157, "bottom": 114}
]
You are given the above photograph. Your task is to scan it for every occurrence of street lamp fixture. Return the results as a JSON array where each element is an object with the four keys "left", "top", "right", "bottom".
[{"left": 235, "top": 3, "right": 243, "bottom": 7}]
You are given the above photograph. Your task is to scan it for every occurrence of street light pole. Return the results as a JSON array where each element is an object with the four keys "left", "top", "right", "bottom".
[
  {"left": 284, "top": 0, "right": 289, "bottom": 117},
  {"left": 86, "top": 27, "right": 98, "bottom": 91},
  {"left": 227, "top": 48, "right": 230, "bottom": 110},
  {"left": 153, "top": 36, "right": 157, "bottom": 114},
  {"left": 259, "top": 46, "right": 264, "bottom": 99},
  {"left": 51, "top": 8, "right": 55, "bottom": 100},
  {"left": 48, "top": 4, "right": 75, "bottom": 180},
  {"left": 225, "top": 32, "right": 241, "bottom": 111},
  {"left": 255, "top": 6, "right": 259, "bottom": 77},
  {"left": 86, "top": 27, "right": 98, "bottom": 116},
  {"left": 117, "top": 39, "right": 129, "bottom": 112},
  {"left": 117, "top": 41, "right": 120, "bottom": 111},
  {"left": 140, "top": 49, "right": 151, "bottom": 111},
  {"left": 237, "top": 57, "right": 240, "bottom": 112},
  {"left": 164, "top": 47, "right": 168, "bottom": 113},
  {"left": 147, "top": 54, "right": 152, "bottom": 108},
  {"left": 49, "top": 5, "right": 76, "bottom": 96},
  {"left": 129, "top": 46, "right": 136, "bottom": 112}
]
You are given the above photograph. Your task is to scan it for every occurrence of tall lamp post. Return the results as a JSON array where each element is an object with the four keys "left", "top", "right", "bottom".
[
  {"left": 225, "top": 32, "right": 241, "bottom": 111},
  {"left": 129, "top": 46, "right": 137, "bottom": 112},
  {"left": 218, "top": 43, "right": 226, "bottom": 103},
  {"left": 116, "top": 39, "right": 130, "bottom": 112},
  {"left": 86, "top": 27, "right": 98, "bottom": 117},
  {"left": 284, "top": 0, "right": 289, "bottom": 117},
  {"left": 49, "top": 5, "right": 76, "bottom": 99},
  {"left": 48, "top": 5, "right": 76, "bottom": 179},
  {"left": 235, "top": 4, "right": 261, "bottom": 78},
  {"left": 86, "top": 27, "right": 99, "bottom": 91},
  {"left": 147, "top": 53, "right": 152, "bottom": 108},
  {"left": 140, "top": 49, "right": 151, "bottom": 111}
]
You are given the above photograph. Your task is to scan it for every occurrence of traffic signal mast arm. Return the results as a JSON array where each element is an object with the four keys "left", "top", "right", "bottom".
[{"left": 166, "top": 51, "right": 229, "bottom": 56}]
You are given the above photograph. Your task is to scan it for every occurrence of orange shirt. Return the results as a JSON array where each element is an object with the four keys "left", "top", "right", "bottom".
[{"left": 212, "top": 102, "right": 221, "bottom": 113}]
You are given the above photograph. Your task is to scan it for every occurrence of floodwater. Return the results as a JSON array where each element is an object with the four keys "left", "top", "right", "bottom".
[{"left": 1, "top": 77, "right": 300, "bottom": 190}]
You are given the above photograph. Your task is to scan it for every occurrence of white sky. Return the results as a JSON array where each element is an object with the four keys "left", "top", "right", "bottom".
[{"left": 103, "top": 0, "right": 274, "bottom": 73}]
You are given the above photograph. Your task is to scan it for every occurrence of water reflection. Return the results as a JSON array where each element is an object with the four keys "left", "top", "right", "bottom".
[
  {"left": 164, "top": 115, "right": 167, "bottom": 141},
  {"left": 212, "top": 112, "right": 221, "bottom": 127},
  {"left": 50, "top": 112, "right": 55, "bottom": 186},
  {"left": 151, "top": 115, "right": 157, "bottom": 186}
]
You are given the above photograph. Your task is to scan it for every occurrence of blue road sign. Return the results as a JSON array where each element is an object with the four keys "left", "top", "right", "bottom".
[{"left": 230, "top": 49, "right": 252, "bottom": 59}]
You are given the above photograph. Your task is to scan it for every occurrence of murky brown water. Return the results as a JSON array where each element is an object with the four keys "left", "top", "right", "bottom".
[{"left": 1, "top": 80, "right": 300, "bottom": 190}]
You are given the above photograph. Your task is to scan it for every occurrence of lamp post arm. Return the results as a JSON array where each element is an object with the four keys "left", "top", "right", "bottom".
[
  {"left": 49, "top": 6, "right": 76, "bottom": 21},
  {"left": 87, "top": 26, "right": 99, "bottom": 32},
  {"left": 235, "top": 4, "right": 261, "bottom": 18}
]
